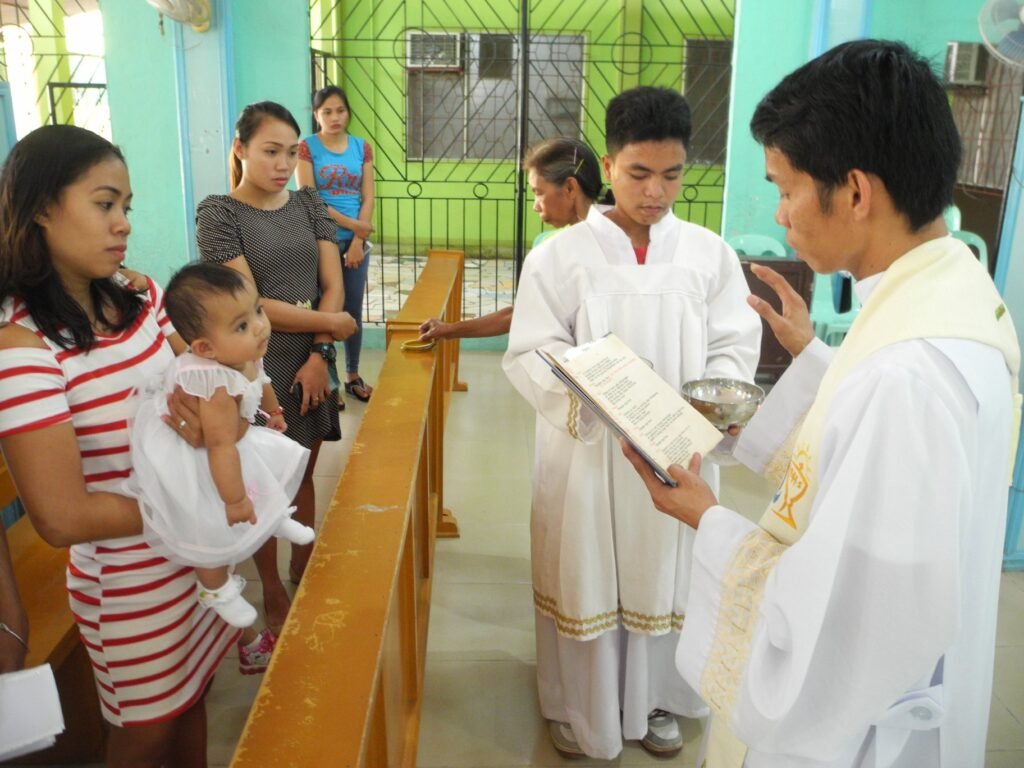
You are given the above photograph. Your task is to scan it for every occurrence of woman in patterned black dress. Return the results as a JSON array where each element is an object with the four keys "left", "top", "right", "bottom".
[{"left": 196, "top": 102, "right": 356, "bottom": 632}]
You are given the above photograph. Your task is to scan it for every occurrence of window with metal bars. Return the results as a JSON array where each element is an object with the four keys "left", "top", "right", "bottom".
[
  {"left": 683, "top": 38, "right": 731, "bottom": 166},
  {"left": 406, "top": 32, "right": 584, "bottom": 161},
  {"left": 0, "top": 0, "right": 110, "bottom": 139},
  {"left": 950, "top": 57, "right": 1024, "bottom": 191}
]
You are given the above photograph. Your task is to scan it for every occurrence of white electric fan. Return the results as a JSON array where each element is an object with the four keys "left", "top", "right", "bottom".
[
  {"left": 145, "top": 0, "right": 212, "bottom": 33},
  {"left": 980, "top": 0, "right": 1024, "bottom": 68}
]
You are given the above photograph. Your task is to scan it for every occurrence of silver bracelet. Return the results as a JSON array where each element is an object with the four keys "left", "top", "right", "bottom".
[{"left": 0, "top": 621, "right": 27, "bottom": 649}]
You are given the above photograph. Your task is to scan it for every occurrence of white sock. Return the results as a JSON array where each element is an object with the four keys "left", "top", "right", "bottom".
[
  {"left": 197, "top": 574, "right": 257, "bottom": 628},
  {"left": 276, "top": 517, "right": 315, "bottom": 546}
]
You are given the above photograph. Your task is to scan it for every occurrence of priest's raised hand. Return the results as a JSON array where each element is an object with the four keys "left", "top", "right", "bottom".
[{"left": 746, "top": 262, "right": 816, "bottom": 357}]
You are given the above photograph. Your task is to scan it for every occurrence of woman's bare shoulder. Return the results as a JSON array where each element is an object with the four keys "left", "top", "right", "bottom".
[{"left": 0, "top": 322, "right": 48, "bottom": 351}]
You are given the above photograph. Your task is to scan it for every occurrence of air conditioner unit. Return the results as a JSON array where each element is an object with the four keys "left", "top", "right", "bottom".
[
  {"left": 406, "top": 32, "right": 463, "bottom": 70},
  {"left": 945, "top": 41, "right": 989, "bottom": 89}
]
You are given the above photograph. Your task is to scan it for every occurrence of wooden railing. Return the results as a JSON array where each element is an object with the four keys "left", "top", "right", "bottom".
[
  {"left": 231, "top": 250, "right": 466, "bottom": 767},
  {"left": 1, "top": 464, "right": 106, "bottom": 765}
]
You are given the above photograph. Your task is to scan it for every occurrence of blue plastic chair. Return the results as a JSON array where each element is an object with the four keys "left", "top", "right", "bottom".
[
  {"left": 727, "top": 234, "right": 786, "bottom": 258},
  {"left": 951, "top": 229, "right": 987, "bottom": 265},
  {"left": 811, "top": 272, "right": 860, "bottom": 346},
  {"left": 943, "top": 204, "right": 962, "bottom": 232}
]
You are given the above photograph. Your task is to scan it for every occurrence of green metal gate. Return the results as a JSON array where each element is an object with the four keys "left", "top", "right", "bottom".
[{"left": 309, "top": 0, "right": 734, "bottom": 323}]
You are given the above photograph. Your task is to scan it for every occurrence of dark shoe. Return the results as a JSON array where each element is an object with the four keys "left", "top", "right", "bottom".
[
  {"left": 337, "top": 396, "right": 346, "bottom": 412},
  {"left": 344, "top": 377, "right": 373, "bottom": 402},
  {"left": 640, "top": 709, "right": 683, "bottom": 757}
]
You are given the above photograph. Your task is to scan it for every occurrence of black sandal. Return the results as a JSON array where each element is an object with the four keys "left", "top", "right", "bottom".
[{"left": 344, "top": 377, "right": 373, "bottom": 402}]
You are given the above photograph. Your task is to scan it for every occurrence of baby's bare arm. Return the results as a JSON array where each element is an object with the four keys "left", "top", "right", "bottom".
[{"left": 200, "top": 389, "right": 255, "bottom": 524}]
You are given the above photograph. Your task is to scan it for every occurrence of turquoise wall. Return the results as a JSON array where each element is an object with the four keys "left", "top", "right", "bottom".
[
  {"left": 228, "top": 0, "right": 311, "bottom": 136},
  {"left": 101, "top": 0, "right": 310, "bottom": 287},
  {"left": 870, "top": 1, "right": 981, "bottom": 54},
  {"left": 999, "top": 99, "right": 1024, "bottom": 568},
  {"left": 722, "top": 0, "right": 814, "bottom": 244},
  {"left": 102, "top": 0, "right": 188, "bottom": 285},
  {"left": 723, "top": 0, "right": 985, "bottom": 243}
]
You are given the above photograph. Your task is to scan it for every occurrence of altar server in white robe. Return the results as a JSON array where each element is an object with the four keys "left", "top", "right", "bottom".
[
  {"left": 624, "top": 40, "right": 1022, "bottom": 768},
  {"left": 503, "top": 86, "right": 761, "bottom": 759}
]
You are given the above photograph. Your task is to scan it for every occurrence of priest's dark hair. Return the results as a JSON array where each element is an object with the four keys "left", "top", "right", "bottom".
[{"left": 750, "top": 39, "right": 961, "bottom": 231}]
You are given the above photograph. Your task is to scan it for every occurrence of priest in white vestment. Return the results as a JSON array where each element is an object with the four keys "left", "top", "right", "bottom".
[
  {"left": 504, "top": 86, "right": 761, "bottom": 759},
  {"left": 624, "top": 40, "right": 1022, "bottom": 768}
]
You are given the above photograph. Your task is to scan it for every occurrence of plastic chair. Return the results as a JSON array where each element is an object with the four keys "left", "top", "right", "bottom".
[
  {"left": 951, "top": 229, "right": 987, "bottom": 265},
  {"left": 728, "top": 234, "right": 786, "bottom": 258},
  {"left": 810, "top": 272, "right": 860, "bottom": 346},
  {"left": 943, "top": 204, "right": 962, "bottom": 232}
]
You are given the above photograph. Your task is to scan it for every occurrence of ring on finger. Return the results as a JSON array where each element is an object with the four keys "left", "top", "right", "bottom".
[{"left": 178, "top": 418, "right": 187, "bottom": 431}]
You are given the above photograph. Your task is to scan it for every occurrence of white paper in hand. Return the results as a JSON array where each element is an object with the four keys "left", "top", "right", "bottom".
[{"left": 0, "top": 664, "right": 65, "bottom": 760}]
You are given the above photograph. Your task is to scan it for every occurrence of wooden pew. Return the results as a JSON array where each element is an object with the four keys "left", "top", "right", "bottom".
[
  {"left": 0, "top": 461, "right": 105, "bottom": 765},
  {"left": 231, "top": 250, "right": 465, "bottom": 768}
]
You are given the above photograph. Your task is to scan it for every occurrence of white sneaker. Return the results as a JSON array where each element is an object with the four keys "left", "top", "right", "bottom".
[
  {"left": 197, "top": 574, "right": 257, "bottom": 628},
  {"left": 641, "top": 708, "right": 683, "bottom": 757},
  {"left": 276, "top": 516, "right": 315, "bottom": 545},
  {"left": 548, "top": 720, "right": 585, "bottom": 758}
]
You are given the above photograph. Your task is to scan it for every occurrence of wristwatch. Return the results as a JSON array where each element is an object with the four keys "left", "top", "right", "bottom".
[{"left": 311, "top": 342, "right": 337, "bottom": 363}]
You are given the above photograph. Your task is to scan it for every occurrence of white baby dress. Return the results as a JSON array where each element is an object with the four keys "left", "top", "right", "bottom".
[{"left": 130, "top": 352, "right": 310, "bottom": 567}]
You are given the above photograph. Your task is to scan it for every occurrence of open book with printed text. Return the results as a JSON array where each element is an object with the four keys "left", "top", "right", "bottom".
[{"left": 538, "top": 333, "right": 723, "bottom": 487}]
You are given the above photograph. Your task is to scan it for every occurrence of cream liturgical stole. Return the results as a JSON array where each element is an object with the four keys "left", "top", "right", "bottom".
[{"left": 701, "top": 237, "right": 1022, "bottom": 767}]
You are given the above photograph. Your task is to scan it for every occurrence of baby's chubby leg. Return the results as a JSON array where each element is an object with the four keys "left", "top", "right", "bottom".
[{"left": 195, "top": 566, "right": 257, "bottom": 628}]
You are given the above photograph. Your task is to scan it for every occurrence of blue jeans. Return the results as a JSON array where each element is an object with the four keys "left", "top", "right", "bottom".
[{"left": 340, "top": 238, "right": 370, "bottom": 375}]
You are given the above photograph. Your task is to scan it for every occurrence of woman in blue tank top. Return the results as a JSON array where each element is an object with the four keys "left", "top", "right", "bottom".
[{"left": 297, "top": 86, "right": 375, "bottom": 407}]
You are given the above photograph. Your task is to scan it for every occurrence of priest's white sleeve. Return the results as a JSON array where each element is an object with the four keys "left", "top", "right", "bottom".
[
  {"left": 502, "top": 248, "right": 602, "bottom": 441},
  {"left": 678, "top": 344, "right": 969, "bottom": 763},
  {"left": 734, "top": 339, "right": 833, "bottom": 476}
]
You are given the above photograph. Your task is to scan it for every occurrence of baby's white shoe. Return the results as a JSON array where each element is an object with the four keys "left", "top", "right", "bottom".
[
  {"left": 276, "top": 516, "right": 315, "bottom": 545},
  {"left": 197, "top": 574, "right": 257, "bottom": 628}
]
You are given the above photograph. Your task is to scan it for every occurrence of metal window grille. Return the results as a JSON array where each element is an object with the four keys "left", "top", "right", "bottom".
[{"left": 0, "top": 0, "right": 109, "bottom": 139}]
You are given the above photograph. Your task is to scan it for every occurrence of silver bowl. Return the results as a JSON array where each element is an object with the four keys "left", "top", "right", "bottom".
[{"left": 680, "top": 378, "right": 765, "bottom": 430}]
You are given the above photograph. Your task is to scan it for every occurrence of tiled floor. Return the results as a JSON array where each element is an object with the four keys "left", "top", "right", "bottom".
[
  {"left": 365, "top": 254, "right": 515, "bottom": 324},
  {"left": 32, "top": 350, "right": 1024, "bottom": 766}
]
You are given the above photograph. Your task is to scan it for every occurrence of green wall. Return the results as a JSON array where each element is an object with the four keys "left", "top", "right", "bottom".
[{"left": 102, "top": 0, "right": 188, "bottom": 285}]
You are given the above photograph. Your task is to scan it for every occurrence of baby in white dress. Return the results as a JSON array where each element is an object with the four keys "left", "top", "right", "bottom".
[{"left": 130, "top": 264, "right": 314, "bottom": 627}]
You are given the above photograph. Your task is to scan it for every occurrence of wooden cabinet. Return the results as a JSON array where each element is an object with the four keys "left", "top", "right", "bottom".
[{"left": 741, "top": 258, "right": 814, "bottom": 382}]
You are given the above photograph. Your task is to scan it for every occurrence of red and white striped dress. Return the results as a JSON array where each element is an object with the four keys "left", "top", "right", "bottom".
[{"left": 0, "top": 281, "right": 239, "bottom": 726}]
